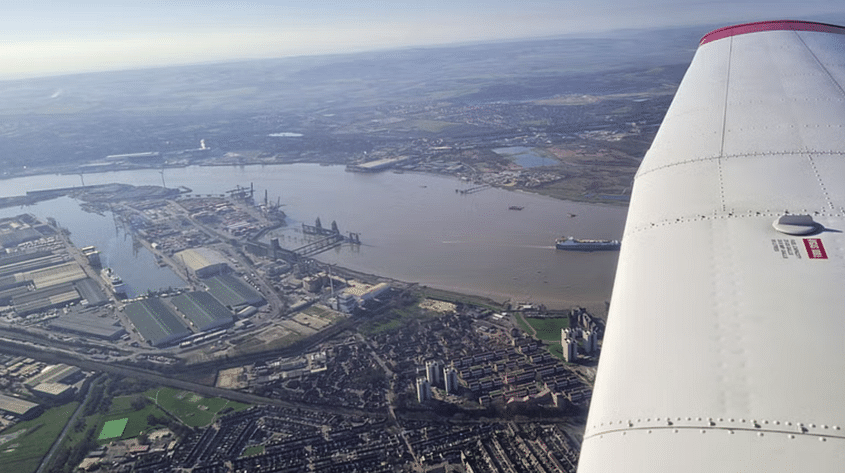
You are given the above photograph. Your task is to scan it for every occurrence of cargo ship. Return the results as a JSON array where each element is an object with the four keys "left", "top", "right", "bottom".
[
  {"left": 555, "top": 236, "right": 621, "bottom": 251},
  {"left": 101, "top": 267, "right": 127, "bottom": 296}
]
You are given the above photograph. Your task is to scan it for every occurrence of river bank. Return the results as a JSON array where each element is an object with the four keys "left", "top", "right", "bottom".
[{"left": 0, "top": 164, "right": 625, "bottom": 309}]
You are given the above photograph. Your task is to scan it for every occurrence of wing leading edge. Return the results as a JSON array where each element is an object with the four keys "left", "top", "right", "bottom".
[{"left": 578, "top": 20, "right": 845, "bottom": 472}]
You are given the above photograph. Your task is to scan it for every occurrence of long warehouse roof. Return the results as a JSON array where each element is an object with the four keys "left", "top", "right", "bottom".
[
  {"left": 125, "top": 298, "right": 191, "bottom": 347},
  {"left": 24, "top": 364, "right": 80, "bottom": 388},
  {"left": 205, "top": 274, "right": 264, "bottom": 309},
  {"left": 175, "top": 247, "right": 228, "bottom": 272},
  {"left": 171, "top": 291, "right": 233, "bottom": 332},
  {"left": 0, "top": 393, "right": 39, "bottom": 416},
  {"left": 48, "top": 312, "right": 126, "bottom": 340}
]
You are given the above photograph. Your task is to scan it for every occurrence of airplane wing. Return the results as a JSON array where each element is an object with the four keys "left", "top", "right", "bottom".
[{"left": 578, "top": 20, "right": 845, "bottom": 472}]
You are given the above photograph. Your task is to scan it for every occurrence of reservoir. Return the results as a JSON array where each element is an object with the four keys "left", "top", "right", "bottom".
[{"left": 0, "top": 165, "right": 626, "bottom": 310}]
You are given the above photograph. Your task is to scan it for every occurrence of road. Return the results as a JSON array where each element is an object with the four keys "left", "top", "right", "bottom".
[
  {"left": 35, "top": 374, "right": 99, "bottom": 473},
  {"left": 0, "top": 337, "right": 385, "bottom": 421}
]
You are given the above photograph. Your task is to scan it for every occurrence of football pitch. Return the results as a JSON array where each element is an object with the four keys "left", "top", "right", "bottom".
[{"left": 98, "top": 418, "right": 129, "bottom": 440}]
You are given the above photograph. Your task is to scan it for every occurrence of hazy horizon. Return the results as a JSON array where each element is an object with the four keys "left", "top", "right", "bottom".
[{"left": 3, "top": 1, "right": 845, "bottom": 80}]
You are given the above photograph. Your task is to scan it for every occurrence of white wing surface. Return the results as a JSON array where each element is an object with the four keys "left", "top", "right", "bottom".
[{"left": 578, "top": 21, "right": 845, "bottom": 472}]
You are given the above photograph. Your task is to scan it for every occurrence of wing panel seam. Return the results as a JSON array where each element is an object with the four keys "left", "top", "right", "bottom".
[
  {"left": 625, "top": 210, "right": 844, "bottom": 237},
  {"left": 585, "top": 425, "right": 845, "bottom": 441},
  {"left": 806, "top": 153, "right": 836, "bottom": 210},
  {"left": 796, "top": 31, "right": 845, "bottom": 99},
  {"left": 635, "top": 150, "right": 845, "bottom": 179},
  {"left": 717, "top": 36, "right": 733, "bottom": 213},
  {"left": 794, "top": 31, "right": 841, "bottom": 212}
]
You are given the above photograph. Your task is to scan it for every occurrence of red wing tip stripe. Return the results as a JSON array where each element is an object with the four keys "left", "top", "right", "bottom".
[{"left": 701, "top": 20, "right": 845, "bottom": 45}]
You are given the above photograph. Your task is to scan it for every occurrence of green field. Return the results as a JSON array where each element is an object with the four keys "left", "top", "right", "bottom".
[
  {"left": 146, "top": 387, "right": 250, "bottom": 428},
  {"left": 359, "top": 306, "right": 433, "bottom": 335},
  {"left": 548, "top": 342, "right": 564, "bottom": 360},
  {"left": 97, "top": 396, "right": 172, "bottom": 443},
  {"left": 515, "top": 314, "right": 533, "bottom": 334},
  {"left": 98, "top": 418, "right": 128, "bottom": 440},
  {"left": 241, "top": 445, "right": 265, "bottom": 457},
  {"left": 522, "top": 316, "right": 570, "bottom": 342},
  {"left": 0, "top": 403, "right": 78, "bottom": 473}
]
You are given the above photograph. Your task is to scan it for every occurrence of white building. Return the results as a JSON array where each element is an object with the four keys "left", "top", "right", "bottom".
[
  {"left": 563, "top": 338, "right": 578, "bottom": 362},
  {"left": 443, "top": 366, "right": 459, "bottom": 395},
  {"left": 416, "top": 377, "right": 431, "bottom": 403},
  {"left": 583, "top": 330, "right": 598, "bottom": 354},
  {"left": 176, "top": 247, "right": 230, "bottom": 279},
  {"left": 426, "top": 360, "right": 441, "bottom": 386},
  {"left": 562, "top": 328, "right": 580, "bottom": 362}
]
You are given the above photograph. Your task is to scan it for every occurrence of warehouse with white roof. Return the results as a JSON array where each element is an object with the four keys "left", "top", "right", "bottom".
[{"left": 175, "top": 247, "right": 230, "bottom": 279}]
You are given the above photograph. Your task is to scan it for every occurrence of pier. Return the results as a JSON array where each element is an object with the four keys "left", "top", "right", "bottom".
[
  {"left": 249, "top": 220, "right": 361, "bottom": 263},
  {"left": 293, "top": 234, "right": 345, "bottom": 258},
  {"left": 456, "top": 184, "right": 490, "bottom": 195}
]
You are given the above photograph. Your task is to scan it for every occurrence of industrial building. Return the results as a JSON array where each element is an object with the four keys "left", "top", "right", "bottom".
[
  {"left": 0, "top": 215, "right": 45, "bottom": 249},
  {"left": 48, "top": 311, "right": 127, "bottom": 340},
  {"left": 346, "top": 156, "right": 409, "bottom": 172},
  {"left": 0, "top": 244, "right": 90, "bottom": 316},
  {"left": 0, "top": 393, "right": 40, "bottom": 419},
  {"left": 335, "top": 292, "right": 357, "bottom": 314},
  {"left": 81, "top": 246, "right": 101, "bottom": 267},
  {"left": 0, "top": 217, "right": 105, "bottom": 317},
  {"left": 345, "top": 282, "right": 391, "bottom": 303},
  {"left": 339, "top": 282, "right": 391, "bottom": 312},
  {"left": 24, "top": 364, "right": 81, "bottom": 388},
  {"left": 205, "top": 273, "right": 264, "bottom": 309},
  {"left": 74, "top": 278, "right": 109, "bottom": 306},
  {"left": 22, "top": 261, "right": 87, "bottom": 289},
  {"left": 171, "top": 291, "right": 234, "bottom": 332},
  {"left": 0, "top": 253, "right": 79, "bottom": 286},
  {"left": 0, "top": 285, "right": 28, "bottom": 306},
  {"left": 125, "top": 298, "right": 192, "bottom": 347},
  {"left": 31, "top": 382, "right": 75, "bottom": 400},
  {"left": 175, "top": 247, "right": 230, "bottom": 279},
  {"left": 12, "top": 282, "right": 82, "bottom": 316},
  {"left": 105, "top": 151, "right": 161, "bottom": 161},
  {"left": 0, "top": 250, "right": 63, "bottom": 282}
]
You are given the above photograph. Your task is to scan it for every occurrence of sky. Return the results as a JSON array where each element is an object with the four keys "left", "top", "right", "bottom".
[{"left": 2, "top": 1, "right": 845, "bottom": 79}]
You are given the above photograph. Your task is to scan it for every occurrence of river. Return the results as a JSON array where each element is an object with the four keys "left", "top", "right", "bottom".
[{"left": 0, "top": 165, "right": 626, "bottom": 310}]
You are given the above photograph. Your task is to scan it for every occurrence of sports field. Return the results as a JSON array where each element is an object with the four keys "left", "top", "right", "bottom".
[
  {"left": 98, "top": 418, "right": 128, "bottom": 440},
  {"left": 146, "top": 387, "right": 250, "bottom": 428},
  {"left": 520, "top": 316, "right": 570, "bottom": 342}
]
